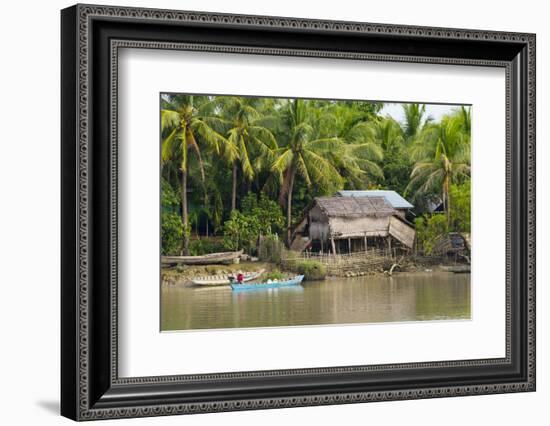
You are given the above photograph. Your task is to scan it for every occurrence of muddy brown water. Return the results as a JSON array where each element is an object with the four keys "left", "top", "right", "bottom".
[{"left": 161, "top": 271, "right": 470, "bottom": 331}]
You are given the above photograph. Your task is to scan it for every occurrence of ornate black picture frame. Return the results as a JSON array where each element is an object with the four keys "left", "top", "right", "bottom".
[{"left": 61, "top": 4, "right": 535, "bottom": 421}]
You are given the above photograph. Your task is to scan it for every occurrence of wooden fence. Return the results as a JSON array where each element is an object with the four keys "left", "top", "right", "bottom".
[{"left": 282, "top": 250, "right": 395, "bottom": 276}]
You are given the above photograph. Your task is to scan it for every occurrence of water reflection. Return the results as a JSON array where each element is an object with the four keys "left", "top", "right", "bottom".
[{"left": 161, "top": 272, "right": 470, "bottom": 331}]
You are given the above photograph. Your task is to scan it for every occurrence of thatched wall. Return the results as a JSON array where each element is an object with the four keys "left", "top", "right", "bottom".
[
  {"left": 310, "top": 221, "right": 331, "bottom": 242},
  {"left": 394, "top": 209, "right": 407, "bottom": 219},
  {"left": 329, "top": 216, "right": 390, "bottom": 239},
  {"left": 388, "top": 216, "right": 416, "bottom": 248}
]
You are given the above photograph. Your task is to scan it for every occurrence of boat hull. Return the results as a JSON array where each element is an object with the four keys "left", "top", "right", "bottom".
[
  {"left": 192, "top": 269, "right": 265, "bottom": 286},
  {"left": 161, "top": 250, "right": 243, "bottom": 266},
  {"left": 441, "top": 265, "right": 471, "bottom": 273},
  {"left": 231, "top": 275, "right": 304, "bottom": 291}
]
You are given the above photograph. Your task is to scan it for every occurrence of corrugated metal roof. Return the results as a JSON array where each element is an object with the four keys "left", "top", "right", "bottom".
[
  {"left": 315, "top": 196, "right": 396, "bottom": 218},
  {"left": 336, "top": 190, "right": 414, "bottom": 209}
]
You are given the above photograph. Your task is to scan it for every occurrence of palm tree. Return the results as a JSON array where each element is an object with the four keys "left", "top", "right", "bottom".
[
  {"left": 370, "top": 116, "right": 405, "bottom": 152},
  {"left": 402, "top": 103, "right": 427, "bottom": 142},
  {"left": 219, "top": 97, "right": 278, "bottom": 211},
  {"left": 161, "top": 94, "right": 234, "bottom": 254},
  {"left": 324, "top": 103, "right": 384, "bottom": 188},
  {"left": 458, "top": 105, "right": 471, "bottom": 135},
  {"left": 271, "top": 99, "right": 345, "bottom": 243},
  {"left": 406, "top": 109, "right": 471, "bottom": 224}
]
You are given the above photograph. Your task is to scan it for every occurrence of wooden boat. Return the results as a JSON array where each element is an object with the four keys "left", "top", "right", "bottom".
[
  {"left": 231, "top": 275, "right": 305, "bottom": 291},
  {"left": 441, "top": 265, "right": 471, "bottom": 273},
  {"left": 161, "top": 250, "right": 243, "bottom": 266},
  {"left": 191, "top": 269, "right": 265, "bottom": 286}
]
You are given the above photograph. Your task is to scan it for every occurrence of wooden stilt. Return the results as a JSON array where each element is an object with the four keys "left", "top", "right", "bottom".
[{"left": 331, "top": 236, "right": 336, "bottom": 255}]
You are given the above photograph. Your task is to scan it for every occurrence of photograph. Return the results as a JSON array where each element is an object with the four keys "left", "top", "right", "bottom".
[{"left": 160, "top": 94, "right": 472, "bottom": 331}]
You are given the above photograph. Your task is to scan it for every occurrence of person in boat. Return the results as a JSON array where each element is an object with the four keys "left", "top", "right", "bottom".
[{"left": 236, "top": 271, "right": 244, "bottom": 284}]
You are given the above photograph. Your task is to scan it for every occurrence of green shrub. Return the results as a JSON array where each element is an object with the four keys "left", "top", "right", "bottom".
[
  {"left": 241, "top": 193, "right": 285, "bottom": 236},
  {"left": 415, "top": 214, "right": 449, "bottom": 255},
  {"left": 161, "top": 212, "right": 183, "bottom": 255},
  {"left": 222, "top": 193, "right": 285, "bottom": 255},
  {"left": 189, "top": 239, "right": 226, "bottom": 256},
  {"left": 292, "top": 260, "right": 326, "bottom": 281},
  {"left": 450, "top": 181, "right": 471, "bottom": 233},
  {"left": 258, "top": 234, "right": 285, "bottom": 264},
  {"left": 161, "top": 178, "right": 184, "bottom": 255},
  {"left": 222, "top": 210, "right": 259, "bottom": 254}
]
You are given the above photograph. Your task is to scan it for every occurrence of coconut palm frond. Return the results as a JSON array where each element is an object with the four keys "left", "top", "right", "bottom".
[
  {"left": 302, "top": 150, "right": 344, "bottom": 189},
  {"left": 295, "top": 153, "right": 312, "bottom": 187},
  {"left": 238, "top": 135, "right": 254, "bottom": 180},
  {"left": 248, "top": 126, "right": 278, "bottom": 149},
  {"left": 271, "top": 148, "right": 293, "bottom": 173},
  {"left": 306, "top": 137, "right": 344, "bottom": 153},
  {"left": 353, "top": 158, "right": 384, "bottom": 178},
  {"left": 191, "top": 118, "right": 228, "bottom": 155},
  {"left": 161, "top": 109, "right": 180, "bottom": 131},
  {"left": 346, "top": 141, "right": 384, "bottom": 162},
  {"left": 161, "top": 127, "right": 179, "bottom": 164}
]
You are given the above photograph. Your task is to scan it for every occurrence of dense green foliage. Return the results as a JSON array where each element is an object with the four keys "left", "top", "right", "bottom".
[
  {"left": 450, "top": 181, "right": 471, "bottom": 233},
  {"left": 414, "top": 215, "right": 449, "bottom": 255},
  {"left": 291, "top": 260, "right": 327, "bottom": 281},
  {"left": 161, "top": 213, "right": 183, "bottom": 256},
  {"left": 188, "top": 239, "right": 226, "bottom": 256},
  {"left": 161, "top": 178, "right": 183, "bottom": 255},
  {"left": 413, "top": 180, "right": 471, "bottom": 254},
  {"left": 221, "top": 193, "right": 284, "bottom": 254},
  {"left": 161, "top": 95, "right": 471, "bottom": 255}
]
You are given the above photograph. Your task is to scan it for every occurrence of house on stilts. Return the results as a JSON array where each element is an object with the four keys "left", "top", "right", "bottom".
[{"left": 290, "top": 191, "right": 416, "bottom": 254}]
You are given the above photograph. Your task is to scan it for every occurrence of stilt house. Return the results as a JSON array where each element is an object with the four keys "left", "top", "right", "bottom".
[{"left": 291, "top": 194, "right": 416, "bottom": 254}]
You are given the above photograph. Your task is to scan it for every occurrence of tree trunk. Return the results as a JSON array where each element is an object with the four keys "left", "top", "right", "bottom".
[
  {"left": 204, "top": 193, "right": 209, "bottom": 238},
  {"left": 231, "top": 162, "right": 238, "bottom": 211},
  {"left": 286, "top": 167, "right": 296, "bottom": 245},
  {"left": 441, "top": 189, "right": 447, "bottom": 222},
  {"left": 444, "top": 174, "right": 451, "bottom": 226},
  {"left": 181, "top": 169, "right": 190, "bottom": 255}
]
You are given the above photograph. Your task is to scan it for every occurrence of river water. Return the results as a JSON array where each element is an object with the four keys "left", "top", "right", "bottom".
[{"left": 161, "top": 272, "right": 470, "bottom": 331}]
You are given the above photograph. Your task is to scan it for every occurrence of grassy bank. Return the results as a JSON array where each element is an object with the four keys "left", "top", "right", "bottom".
[{"left": 162, "top": 257, "right": 469, "bottom": 286}]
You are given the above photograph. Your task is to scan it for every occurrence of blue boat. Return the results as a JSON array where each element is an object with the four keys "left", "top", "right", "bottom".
[{"left": 230, "top": 275, "right": 305, "bottom": 291}]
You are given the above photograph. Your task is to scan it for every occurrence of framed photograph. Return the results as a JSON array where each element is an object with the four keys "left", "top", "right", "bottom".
[{"left": 61, "top": 4, "right": 536, "bottom": 421}]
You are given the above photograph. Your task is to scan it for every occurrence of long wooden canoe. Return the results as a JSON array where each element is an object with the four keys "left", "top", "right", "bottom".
[
  {"left": 441, "top": 265, "right": 471, "bottom": 273},
  {"left": 161, "top": 250, "right": 243, "bottom": 266},
  {"left": 191, "top": 269, "right": 265, "bottom": 286}
]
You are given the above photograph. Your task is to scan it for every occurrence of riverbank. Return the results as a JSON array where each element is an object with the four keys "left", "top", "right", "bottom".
[
  {"left": 161, "top": 257, "right": 469, "bottom": 286},
  {"left": 340, "top": 263, "right": 469, "bottom": 278}
]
